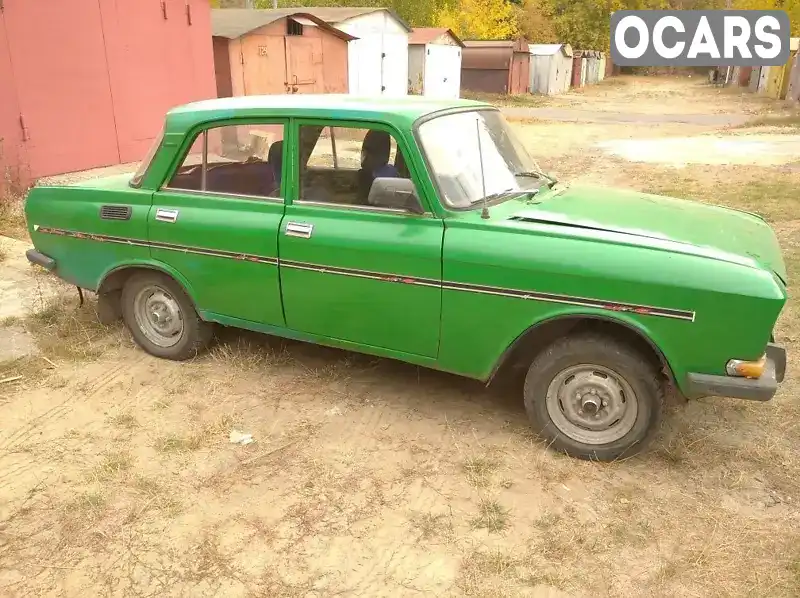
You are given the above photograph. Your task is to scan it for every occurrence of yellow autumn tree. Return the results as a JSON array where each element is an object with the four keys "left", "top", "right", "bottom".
[
  {"left": 731, "top": 0, "right": 800, "bottom": 36},
  {"left": 435, "top": 0, "right": 518, "bottom": 40},
  {"left": 515, "top": 0, "right": 559, "bottom": 43}
]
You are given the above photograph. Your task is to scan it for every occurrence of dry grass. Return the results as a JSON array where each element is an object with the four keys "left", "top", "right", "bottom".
[
  {"left": 154, "top": 413, "right": 236, "bottom": 454},
  {"left": 470, "top": 498, "right": 510, "bottom": 532},
  {"left": 0, "top": 178, "right": 27, "bottom": 241},
  {"left": 461, "top": 90, "right": 550, "bottom": 107},
  {"left": 737, "top": 112, "right": 800, "bottom": 129},
  {"left": 623, "top": 164, "right": 800, "bottom": 224},
  {"left": 462, "top": 454, "right": 500, "bottom": 488},
  {"left": 21, "top": 291, "right": 124, "bottom": 362}
]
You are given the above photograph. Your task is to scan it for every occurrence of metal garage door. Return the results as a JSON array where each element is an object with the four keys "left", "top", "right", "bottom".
[{"left": 2, "top": 0, "right": 120, "bottom": 178}]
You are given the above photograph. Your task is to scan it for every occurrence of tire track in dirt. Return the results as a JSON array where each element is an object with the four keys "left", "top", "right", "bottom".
[
  {"left": 326, "top": 396, "right": 449, "bottom": 596},
  {"left": 0, "top": 357, "right": 138, "bottom": 454}
]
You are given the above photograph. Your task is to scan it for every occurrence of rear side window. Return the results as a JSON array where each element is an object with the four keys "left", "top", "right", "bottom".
[{"left": 165, "top": 123, "right": 285, "bottom": 199}]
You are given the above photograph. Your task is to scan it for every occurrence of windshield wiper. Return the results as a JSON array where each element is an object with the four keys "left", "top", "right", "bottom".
[
  {"left": 472, "top": 188, "right": 515, "bottom": 204},
  {"left": 515, "top": 170, "right": 558, "bottom": 188},
  {"left": 471, "top": 187, "right": 539, "bottom": 205}
]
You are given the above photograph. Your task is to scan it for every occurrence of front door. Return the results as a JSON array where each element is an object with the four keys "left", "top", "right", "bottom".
[
  {"left": 278, "top": 120, "right": 444, "bottom": 358},
  {"left": 149, "top": 120, "right": 287, "bottom": 326}
]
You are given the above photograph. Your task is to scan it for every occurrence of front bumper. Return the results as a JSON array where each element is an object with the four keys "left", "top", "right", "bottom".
[{"left": 686, "top": 343, "right": 787, "bottom": 402}]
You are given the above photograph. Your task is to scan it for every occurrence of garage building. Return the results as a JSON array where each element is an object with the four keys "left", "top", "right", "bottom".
[
  {"left": 407, "top": 27, "right": 463, "bottom": 98},
  {"left": 0, "top": 0, "right": 216, "bottom": 186},
  {"left": 211, "top": 9, "right": 354, "bottom": 96}
]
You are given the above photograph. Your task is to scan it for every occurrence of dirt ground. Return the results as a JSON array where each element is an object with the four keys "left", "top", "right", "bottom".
[{"left": 2, "top": 76, "right": 800, "bottom": 598}]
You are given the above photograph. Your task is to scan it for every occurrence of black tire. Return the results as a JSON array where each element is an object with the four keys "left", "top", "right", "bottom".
[
  {"left": 523, "top": 333, "right": 663, "bottom": 461},
  {"left": 120, "top": 271, "right": 213, "bottom": 361}
]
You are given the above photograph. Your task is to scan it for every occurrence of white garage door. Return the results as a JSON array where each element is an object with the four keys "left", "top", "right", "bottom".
[
  {"left": 424, "top": 44, "right": 461, "bottom": 99},
  {"left": 381, "top": 33, "right": 409, "bottom": 96}
]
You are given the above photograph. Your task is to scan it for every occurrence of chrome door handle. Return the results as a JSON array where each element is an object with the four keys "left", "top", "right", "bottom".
[
  {"left": 285, "top": 222, "right": 313, "bottom": 238},
  {"left": 155, "top": 208, "right": 179, "bottom": 223}
]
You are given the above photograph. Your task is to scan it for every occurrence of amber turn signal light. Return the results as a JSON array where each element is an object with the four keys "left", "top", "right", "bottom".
[{"left": 726, "top": 354, "right": 766, "bottom": 379}]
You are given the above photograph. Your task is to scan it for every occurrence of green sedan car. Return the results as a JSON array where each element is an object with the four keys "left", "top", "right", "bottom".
[{"left": 24, "top": 95, "right": 787, "bottom": 461}]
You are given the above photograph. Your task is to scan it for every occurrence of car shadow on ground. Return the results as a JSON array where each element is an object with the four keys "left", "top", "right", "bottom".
[{"left": 209, "top": 324, "right": 532, "bottom": 426}]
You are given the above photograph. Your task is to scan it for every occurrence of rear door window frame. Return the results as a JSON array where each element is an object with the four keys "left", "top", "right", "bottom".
[{"left": 159, "top": 118, "right": 289, "bottom": 204}]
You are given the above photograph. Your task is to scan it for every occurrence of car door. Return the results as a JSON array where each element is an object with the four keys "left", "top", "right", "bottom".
[
  {"left": 149, "top": 119, "right": 287, "bottom": 326},
  {"left": 278, "top": 120, "right": 444, "bottom": 358}
]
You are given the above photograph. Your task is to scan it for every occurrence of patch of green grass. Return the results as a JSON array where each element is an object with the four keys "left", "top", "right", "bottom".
[{"left": 470, "top": 498, "right": 510, "bottom": 532}]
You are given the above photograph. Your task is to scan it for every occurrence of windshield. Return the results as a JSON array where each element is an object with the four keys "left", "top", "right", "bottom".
[
  {"left": 417, "top": 109, "right": 546, "bottom": 209},
  {"left": 129, "top": 126, "right": 165, "bottom": 188}
]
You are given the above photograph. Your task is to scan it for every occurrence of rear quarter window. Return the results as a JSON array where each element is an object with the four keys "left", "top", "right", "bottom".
[{"left": 129, "top": 127, "right": 165, "bottom": 188}]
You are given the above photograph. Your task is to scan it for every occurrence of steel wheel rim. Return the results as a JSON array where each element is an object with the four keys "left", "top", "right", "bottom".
[
  {"left": 132, "top": 284, "right": 184, "bottom": 348},
  {"left": 545, "top": 363, "right": 638, "bottom": 445}
]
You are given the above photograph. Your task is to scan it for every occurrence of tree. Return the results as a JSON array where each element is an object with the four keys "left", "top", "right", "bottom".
[
  {"left": 515, "top": 0, "right": 559, "bottom": 43},
  {"left": 435, "top": 0, "right": 518, "bottom": 39}
]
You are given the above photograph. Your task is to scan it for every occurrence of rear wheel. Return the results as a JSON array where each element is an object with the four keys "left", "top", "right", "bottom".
[
  {"left": 523, "top": 334, "right": 663, "bottom": 461},
  {"left": 121, "top": 271, "right": 212, "bottom": 360}
]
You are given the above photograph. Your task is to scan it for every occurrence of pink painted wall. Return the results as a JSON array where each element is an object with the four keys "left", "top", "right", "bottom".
[
  {"left": 0, "top": 0, "right": 217, "bottom": 187},
  {"left": 0, "top": 10, "right": 28, "bottom": 186}
]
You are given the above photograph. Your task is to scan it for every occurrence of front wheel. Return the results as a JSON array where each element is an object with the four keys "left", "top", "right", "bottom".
[
  {"left": 121, "top": 271, "right": 213, "bottom": 360},
  {"left": 523, "top": 334, "right": 663, "bottom": 461}
]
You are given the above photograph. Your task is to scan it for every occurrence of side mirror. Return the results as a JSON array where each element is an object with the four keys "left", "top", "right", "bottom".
[{"left": 367, "top": 177, "right": 424, "bottom": 214}]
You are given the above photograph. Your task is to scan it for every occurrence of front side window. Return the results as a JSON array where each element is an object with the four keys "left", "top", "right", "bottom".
[
  {"left": 166, "top": 123, "right": 285, "bottom": 199},
  {"left": 297, "top": 124, "right": 415, "bottom": 206},
  {"left": 416, "top": 109, "right": 547, "bottom": 209}
]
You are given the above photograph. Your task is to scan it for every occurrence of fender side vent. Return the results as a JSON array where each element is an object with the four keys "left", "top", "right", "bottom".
[{"left": 100, "top": 205, "right": 132, "bottom": 221}]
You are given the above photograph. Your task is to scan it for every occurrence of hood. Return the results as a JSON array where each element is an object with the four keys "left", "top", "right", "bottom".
[{"left": 507, "top": 184, "right": 788, "bottom": 283}]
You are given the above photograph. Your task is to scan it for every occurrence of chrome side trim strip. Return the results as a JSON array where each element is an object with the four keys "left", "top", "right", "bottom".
[
  {"left": 35, "top": 227, "right": 278, "bottom": 265},
  {"left": 35, "top": 227, "right": 695, "bottom": 321}
]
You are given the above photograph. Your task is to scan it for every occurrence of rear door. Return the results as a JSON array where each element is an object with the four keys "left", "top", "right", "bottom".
[
  {"left": 149, "top": 120, "right": 287, "bottom": 326},
  {"left": 278, "top": 120, "right": 444, "bottom": 358}
]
